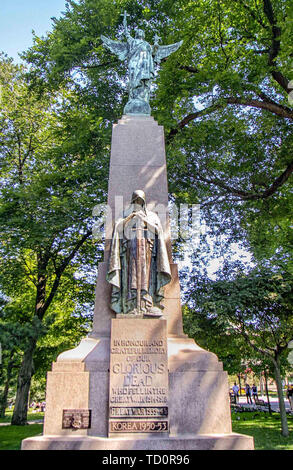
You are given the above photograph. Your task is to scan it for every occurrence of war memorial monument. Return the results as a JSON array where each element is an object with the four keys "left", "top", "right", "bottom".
[{"left": 22, "top": 12, "right": 254, "bottom": 451}]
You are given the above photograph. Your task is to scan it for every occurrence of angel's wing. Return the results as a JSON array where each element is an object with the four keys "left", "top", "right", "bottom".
[
  {"left": 101, "top": 35, "right": 128, "bottom": 61},
  {"left": 154, "top": 40, "right": 183, "bottom": 64}
]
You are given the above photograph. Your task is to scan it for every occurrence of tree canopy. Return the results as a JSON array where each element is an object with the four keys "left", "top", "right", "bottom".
[
  {"left": 22, "top": 0, "right": 293, "bottom": 261},
  {"left": 0, "top": 0, "right": 292, "bottom": 428}
]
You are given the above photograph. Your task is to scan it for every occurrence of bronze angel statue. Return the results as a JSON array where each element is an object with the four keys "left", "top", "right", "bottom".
[
  {"left": 106, "top": 190, "right": 171, "bottom": 317},
  {"left": 101, "top": 11, "right": 183, "bottom": 115}
]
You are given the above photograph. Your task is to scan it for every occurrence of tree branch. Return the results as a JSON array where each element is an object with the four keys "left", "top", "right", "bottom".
[
  {"left": 166, "top": 103, "right": 224, "bottom": 142},
  {"left": 179, "top": 65, "right": 199, "bottom": 74},
  {"left": 37, "top": 230, "right": 92, "bottom": 319},
  {"left": 226, "top": 96, "right": 293, "bottom": 118},
  {"left": 239, "top": 0, "right": 269, "bottom": 30},
  {"left": 197, "top": 159, "right": 293, "bottom": 201},
  {"left": 262, "top": 0, "right": 290, "bottom": 93},
  {"left": 236, "top": 312, "right": 274, "bottom": 360},
  {"left": 167, "top": 95, "right": 293, "bottom": 142}
]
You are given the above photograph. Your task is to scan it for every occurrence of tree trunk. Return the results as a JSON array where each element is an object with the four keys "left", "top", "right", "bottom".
[
  {"left": 273, "top": 356, "right": 289, "bottom": 437},
  {"left": 237, "top": 373, "right": 242, "bottom": 396},
  {"left": 0, "top": 351, "right": 14, "bottom": 418},
  {"left": 11, "top": 259, "right": 47, "bottom": 426},
  {"left": 11, "top": 340, "right": 36, "bottom": 425},
  {"left": 10, "top": 237, "right": 90, "bottom": 425},
  {"left": 259, "top": 373, "right": 264, "bottom": 396},
  {"left": 264, "top": 369, "right": 272, "bottom": 415}
]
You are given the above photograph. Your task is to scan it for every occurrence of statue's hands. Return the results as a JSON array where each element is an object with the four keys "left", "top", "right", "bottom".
[
  {"left": 136, "top": 211, "right": 158, "bottom": 233},
  {"left": 124, "top": 212, "right": 137, "bottom": 224},
  {"left": 116, "top": 212, "right": 136, "bottom": 230},
  {"left": 116, "top": 217, "right": 125, "bottom": 231},
  {"left": 135, "top": 210, "right": 147, "bottom": 221}
]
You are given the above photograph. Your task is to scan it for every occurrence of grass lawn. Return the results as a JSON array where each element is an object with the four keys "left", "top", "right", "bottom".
[
  {"left": 0, "top": 424, "right": 43, "bottom": 450},
  {"left": 0, "top": 410, "right": 44, "bottom": 450},
  {"left": 0, "top": 410, "right": 44, "bottom": 424},
  {"left": 0, "top": 410, "right": 293, "bottom": 450},
  {"left": 231, "top": 410, "right": 293, "bottom": 450}
]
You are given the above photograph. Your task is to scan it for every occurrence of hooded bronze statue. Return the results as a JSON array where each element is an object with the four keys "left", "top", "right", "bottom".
[{"left": 106, "top": 190, "right": 171, "bottom": 317}]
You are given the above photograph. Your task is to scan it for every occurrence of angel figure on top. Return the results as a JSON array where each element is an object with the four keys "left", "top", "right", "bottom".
[{"left": 101, "top": 10, "right": 183, "bottom": 115}]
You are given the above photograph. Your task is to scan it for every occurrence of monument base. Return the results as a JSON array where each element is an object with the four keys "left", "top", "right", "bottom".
[
  {"left": 21, "top": 331, "right": 254, "bottom": 451},
  {"left": 22, "top": 433, "right": 254, "bottom": 450}
]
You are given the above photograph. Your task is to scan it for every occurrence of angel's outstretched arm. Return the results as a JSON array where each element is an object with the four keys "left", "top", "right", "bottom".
[
  {"left": 122, "top": 10, "right": 132, "bottom": 41},
  {"left": 122, "top": 11, "right": 128, "bottom": 31}
]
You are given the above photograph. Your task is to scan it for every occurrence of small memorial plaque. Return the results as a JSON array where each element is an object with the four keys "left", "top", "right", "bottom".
[
  {"left": 62, "top": 409, "right": 91, "bottom": 429},
  {"left": 110, "top": 420, "right": 168, "bottom": 433},
  {"left": 109, "top": 406, "right": 168, "bottom": 418}
]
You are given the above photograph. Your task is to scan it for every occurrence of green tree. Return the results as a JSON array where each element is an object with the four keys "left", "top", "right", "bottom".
[
  {"left": 22, "top": 0, "right": 293, "bottom": 261},
  {"left": 157, "top": 0, "right": 293, "bottom": 262},
  {"left": 2, "top": 0, "right": 293, "bottom": 428},
  {"left": 0, "top": 297, "right": 22, "bottom": 417},
  {"left": 0, "top": 268, "right": 89, "bottom": 417},
  {"left": 0, "top": 56, "right": 107, "bottom": 424},
  {"left": 186, "top": 261, "right": 293, "bottom": 436}
]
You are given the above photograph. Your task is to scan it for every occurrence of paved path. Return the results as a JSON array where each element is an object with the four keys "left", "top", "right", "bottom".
[
  {"left": 1, "top": 397, "right": 292, "bottom": 426},
  {"left": 0, "top": 419, "right": 43, "bottom": 427},
  {"left": 236, "top": 395, "right": 292, "bottom": 412}
]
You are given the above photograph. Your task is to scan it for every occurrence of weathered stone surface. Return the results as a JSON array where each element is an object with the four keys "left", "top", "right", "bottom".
[
  {"left": 43, "top": 364, "right": 90, "bottom": 436},
  {"left": 93, "top": 115, "right": 181, "bottom": 337},
  {"left": 22, "top": 434, "right": 254, "bottom": 450},
  {"left": 109, "top": 319, "right": 168, "bottom": 435}
]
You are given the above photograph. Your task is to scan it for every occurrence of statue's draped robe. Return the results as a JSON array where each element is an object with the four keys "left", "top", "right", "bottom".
[
  {"left": 107, "top": 209, "right": 171, "bottom": 314},
  {"left": 126, "top": 35, "right": 154, "bottom": 101}
]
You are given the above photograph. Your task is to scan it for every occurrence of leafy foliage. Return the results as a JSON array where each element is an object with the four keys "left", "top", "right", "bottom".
[{"left": 0, "top": 0, "right": 292, "bottom": 427}]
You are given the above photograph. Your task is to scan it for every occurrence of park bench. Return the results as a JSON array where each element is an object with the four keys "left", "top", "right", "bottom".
[
  {"left": 254, "top": 398, "right": 270, "bottom": 411},
  {"left": 254, "top": 398, "right": 265, "bottom": 405},
  {"left": 229, "top": 393, "right": 237, "bottom": 404}
]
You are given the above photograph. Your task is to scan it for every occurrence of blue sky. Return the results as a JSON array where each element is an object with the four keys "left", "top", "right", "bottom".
[{"left": 0, "top": 0, "right": 67, "bottom": 61}]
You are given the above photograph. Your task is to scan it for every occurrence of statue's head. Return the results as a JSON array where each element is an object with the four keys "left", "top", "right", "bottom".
[
  {"left": 135, "top": 29, "right": 145, "bottom": 40},
  {"left": 131, "top": 189, "right": 146, "bottom": 211},
  {"left": 131, "top": 189, "right": 146, "bottom": 208}
]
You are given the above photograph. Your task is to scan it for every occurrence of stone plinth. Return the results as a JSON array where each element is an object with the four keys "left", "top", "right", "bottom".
[
  {"left": 22, "top": 332, "right": 254, "bottom": 450},
  {"left": 43, "top": 337, "right": 110, "bottom": 437},
  {"left": 22, "top": 434, "right": 254, "bottom": 450},
  {"left": 168, "top": 338, "right": 232, "bottom": 435}
]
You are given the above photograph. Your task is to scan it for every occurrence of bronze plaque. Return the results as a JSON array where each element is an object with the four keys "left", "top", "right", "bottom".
[
  {"left": 62, "top": 409, "right": 91, "bottom": 429},
  {"left": 109, "top": 420, "right": 168, "bottom": 433}
]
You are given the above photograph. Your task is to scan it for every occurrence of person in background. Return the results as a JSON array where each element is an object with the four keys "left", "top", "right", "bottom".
[
  {"left": 252, "top": 384, "right": 258, "bottom": 403},
  {"left": 232, "top": 382, "right": 240, "bottom": 403},
  {"left": 245, "top": 383, "right": 253, "bottom": 404},
  {"left": 286, "top": 385, "right": 293, "bottom": 411}
]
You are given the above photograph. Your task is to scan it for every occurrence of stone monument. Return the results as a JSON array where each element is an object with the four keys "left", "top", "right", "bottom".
[{"left": 22, "top": 12, "right": 254, "bottom": 451}]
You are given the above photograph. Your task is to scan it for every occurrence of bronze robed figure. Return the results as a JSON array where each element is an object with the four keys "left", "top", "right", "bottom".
[
  {"left": 106, "top": 190, "right": 171, "bottom": 317},
  {"left": 101, "top": 11, "right": 183, "bottom": 115}
]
